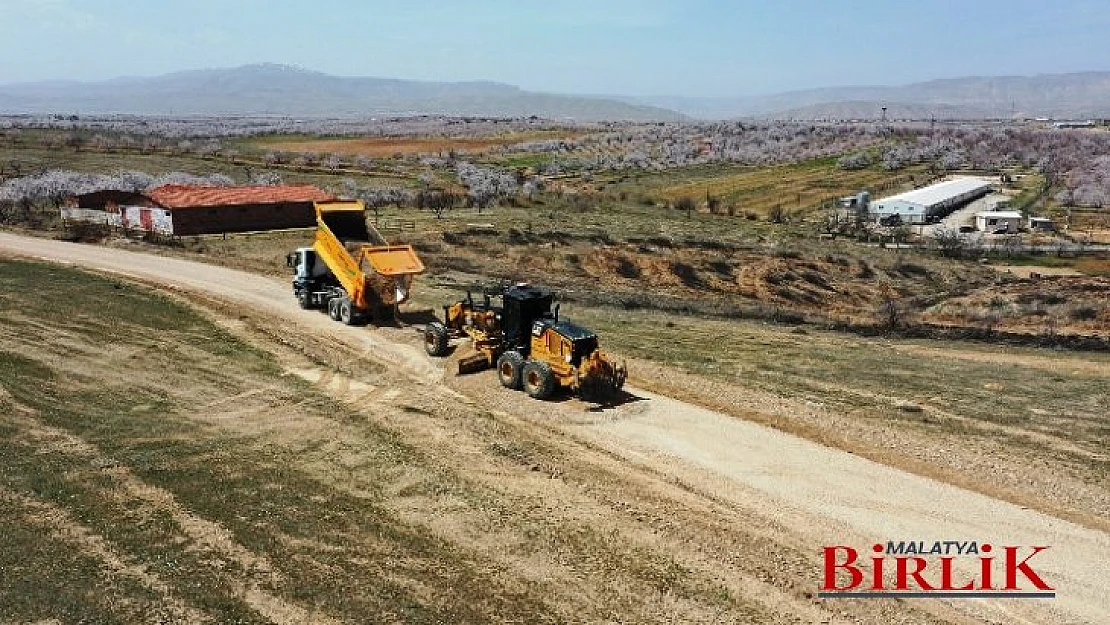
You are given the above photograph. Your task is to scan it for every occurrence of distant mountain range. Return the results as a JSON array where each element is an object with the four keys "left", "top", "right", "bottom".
[
  {"left": 0, "top": 63, "right": 683, "bottom": 122},
  {"left": 625, "top": 72, "right": 1110, "bottom": 120},
  {"left": 2, "top": 64, "right": 1109, "bottom": 121}
]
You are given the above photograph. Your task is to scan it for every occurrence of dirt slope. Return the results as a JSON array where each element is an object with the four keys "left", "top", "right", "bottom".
[{"left": 2, "top": 232, "right": 1107, "bottom": 624}]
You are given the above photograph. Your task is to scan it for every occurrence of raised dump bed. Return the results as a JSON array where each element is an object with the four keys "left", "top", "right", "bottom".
[{"left": 288, "top": 200, "right": 425, "bottom": 323}]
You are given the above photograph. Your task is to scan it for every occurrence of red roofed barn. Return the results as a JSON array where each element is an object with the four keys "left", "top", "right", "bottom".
[{"left": 145, "top": 184, "right": 336, "bottom": 236}]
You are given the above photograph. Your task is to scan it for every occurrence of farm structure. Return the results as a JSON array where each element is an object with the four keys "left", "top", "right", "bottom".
[
  {"left": 869, "top": 177, "right": 993, "bottom": 224},
  {"left": 62, "top": 184, "right": 336, "bottom": 236},
  {"left": 975, "top": 210, "right": 1024, "bottom": 233},
  {"left": 1028, "top": 216, "right": 1056, "bottom": 231},
  {"left": 146, "top": 184, "right": 336, "bottom": 235}
]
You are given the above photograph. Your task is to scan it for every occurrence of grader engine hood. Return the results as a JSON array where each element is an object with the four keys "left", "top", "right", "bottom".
[
  {"left": 550, "top": 322, "right": 626, "bottom": 397},
  {"left": 549, "top": 321, "right": 597, "bottom": 362}
]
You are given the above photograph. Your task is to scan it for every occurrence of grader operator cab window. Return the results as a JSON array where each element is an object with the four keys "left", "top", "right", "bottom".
[{"left": 504, "top": 285, "right": 555, "bottom": 349}]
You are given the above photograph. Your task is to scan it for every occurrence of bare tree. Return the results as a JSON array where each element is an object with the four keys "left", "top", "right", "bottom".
[
  {"left": 767, "top": 204, "right": 787, "bottom": 224},
  {"left": 931, "top": 228, "right": 968, "bottom": 258},
  {"left": 417, "top": 190, "right": 460, "bottom": 219}
]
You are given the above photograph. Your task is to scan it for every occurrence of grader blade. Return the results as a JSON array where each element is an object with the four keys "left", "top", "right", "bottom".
[{"left": 456, "top": 352, "right": 490, "bottom": 375}]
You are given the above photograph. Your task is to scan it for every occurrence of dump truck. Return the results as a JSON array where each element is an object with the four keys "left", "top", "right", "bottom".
[
  {"left": 424, "top": 284, "right": 626, "bottom": 400},
  {"left": 287, "top": 200, "right": 425, "bottom": 324}
]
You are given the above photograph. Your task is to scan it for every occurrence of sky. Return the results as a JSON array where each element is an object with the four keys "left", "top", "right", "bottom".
[{"left": 1, "top": 0, "right": 1108, "bottom": 96}]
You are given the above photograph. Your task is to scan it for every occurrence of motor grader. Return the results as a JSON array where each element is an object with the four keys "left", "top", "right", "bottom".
[{"left": 424, "top": 284, "right": 626, "bottom": 400}]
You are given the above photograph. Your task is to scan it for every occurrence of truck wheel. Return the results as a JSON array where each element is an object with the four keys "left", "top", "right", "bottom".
[
  {"left": 339, "top": 299, "right": 356, "bottom": 325},
  {"left": 298, "top": 289, "right": 312, "bottom": 310},
  {"left": 496, "top": 351, "right": 524, "bottom": 389},
  {"left": 424, "top": 322, "right": 449, "bottom": 357},
  {"left": 328, "top": 298, "right": 341, "bottom": 320},
  {"left": 522, "top": 360, "right": 555, "bottom": 400}
]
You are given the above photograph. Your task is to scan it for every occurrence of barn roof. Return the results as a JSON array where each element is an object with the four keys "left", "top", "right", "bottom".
[
  {"left": 147, "top": 184, "right": 335, "bottom": 209},
  {"left": 877, "top": 177, "right": 991, "bottom": 209}
]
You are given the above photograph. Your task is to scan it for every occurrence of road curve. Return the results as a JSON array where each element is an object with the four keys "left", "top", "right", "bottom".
[{"left": 2, "top": 232, "right": 1107, "bottom": 625}]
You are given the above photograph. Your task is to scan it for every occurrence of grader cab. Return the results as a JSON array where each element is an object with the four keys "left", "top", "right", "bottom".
[{"left": 424, "top": 284, "right": 626, "bottom": 400}]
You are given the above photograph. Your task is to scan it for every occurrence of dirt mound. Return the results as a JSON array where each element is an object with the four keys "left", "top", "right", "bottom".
[
  {"left": 499, "top": 244, "right": 947, "bottom": 319},
  {"left": 926, "top": 275, "right": 1110, "bottom": 336}
]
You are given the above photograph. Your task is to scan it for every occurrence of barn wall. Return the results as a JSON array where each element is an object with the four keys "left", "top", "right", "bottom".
[
  {"left": 121, "top": 206, "right": 174, "bottom": 235},
  {"left": 61, "top": 206, "right": 174, "bottom": 235},
  {"left": 169, "top": 201, "right": 316, "bottom": 236},
  {"left": 61, "top": 208, "right": 121, "bottom": 226}
]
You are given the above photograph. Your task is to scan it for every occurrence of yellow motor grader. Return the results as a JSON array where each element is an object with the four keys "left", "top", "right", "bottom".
[{"left": 424, "top": 284, "right": 626, "bottom": 400}]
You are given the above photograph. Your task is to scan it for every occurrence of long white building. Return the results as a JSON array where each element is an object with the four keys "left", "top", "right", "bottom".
[{"left": 870, "top": 177, "right": 993, "bottom": 224}]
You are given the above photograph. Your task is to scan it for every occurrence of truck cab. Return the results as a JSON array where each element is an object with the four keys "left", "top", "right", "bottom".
[{"left": 287, "top": 247, "right": 330, "bottom": 309}]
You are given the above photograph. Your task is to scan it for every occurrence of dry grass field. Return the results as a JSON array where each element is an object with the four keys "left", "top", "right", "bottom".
[
  {"left": 607, "top": 158, "right": 930, "bottom": 217},
  {"left": 0, "top": 260, "right": 777, "bottom": 623},
  {"left": 409, "top": 279, "right": 1110, "bottom": 532},
  {"left": 2, "top": 237, "right": 1107, "bottom": 623}
]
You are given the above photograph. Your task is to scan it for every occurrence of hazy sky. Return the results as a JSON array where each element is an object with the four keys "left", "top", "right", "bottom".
[{"left": 2, "top": 0, "right": 1108, "bottom": 96}]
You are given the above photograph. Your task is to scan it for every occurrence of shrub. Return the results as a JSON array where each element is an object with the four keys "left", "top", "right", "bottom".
[
  {"left": 837, "top": 152, "right": 872, "bottom": 170},
  {"left": 674, "top": 195, "right": 696, "bottom": 216},
  {"left": 616, "top": 258, "right": 641, "bottom": 279},
  {"left": 59, "top": 221, "right": 110, "bottom": 242},
  {"left": 1068, "top": 304, "right": 1100, "bottom": 321},
  {"left": 877, "top": 298, "right": 918, "bottom": 330},
  {"left": 671, "top": 262, "right": 702, "bottom": 288}
]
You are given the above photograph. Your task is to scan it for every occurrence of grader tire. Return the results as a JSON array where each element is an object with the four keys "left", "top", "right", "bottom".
[
  {"left": 496, "top": 351, "right": 524, "bottom": 390},
  {"left": 522, "top": 360, "right": 555, "bottom": 400},
  {"left": 424, "top": 322, "right": 449, "bottom": 357}
]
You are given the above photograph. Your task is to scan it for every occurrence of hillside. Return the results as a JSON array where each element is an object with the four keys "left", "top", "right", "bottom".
[
  {"left": 8, "top": 64, "right": 1110, "bottom": 122},
  {"left": 0, "top": 63, "right": 684, "bottom": 122},
  {"left": 627, "top": 71, "right": 1110, "bottom": 119}
]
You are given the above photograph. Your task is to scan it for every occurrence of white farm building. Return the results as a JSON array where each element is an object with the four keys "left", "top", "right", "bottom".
[
  {"left": 870, "top": 178, "right": 994, "bottom": 224},
  {"left": 975, "top": 211, "right": 1023, "bottom": 233}
]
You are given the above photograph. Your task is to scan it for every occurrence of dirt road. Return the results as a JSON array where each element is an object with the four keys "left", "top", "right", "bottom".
[{"left": 2, "top": 232, "right": 1107, "bottom": 624}]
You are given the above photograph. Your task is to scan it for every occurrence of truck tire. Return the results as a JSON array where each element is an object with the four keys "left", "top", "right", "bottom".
[
  {"left": 496, "top": 351, "right": 524, "bottom": 390},
  {"left": 298, "top": 288, "right": 312, "bottom": 310},
  {"left": 339, "top": 299, "right": 356, "bottom": 325},
  {"left": 522, "top": 360, "right": 555, "bottom": 400},
  {"left": 424, "top": 322, "right": 449, "bottom": 357}
]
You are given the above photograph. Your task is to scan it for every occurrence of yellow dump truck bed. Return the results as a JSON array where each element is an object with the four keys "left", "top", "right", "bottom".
[
  {"left": 313, "top": 200, "right": 424, "bottom": 309},
  {"left": 363, "top": 245, "right": 425, "bottom": 276}
]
